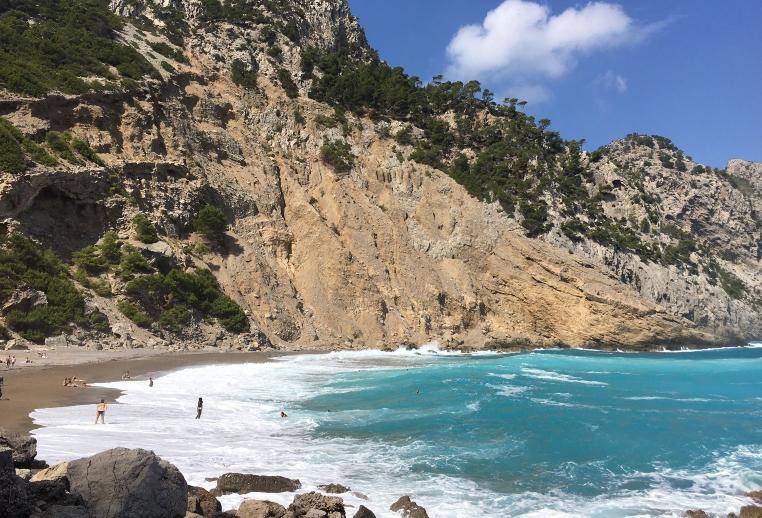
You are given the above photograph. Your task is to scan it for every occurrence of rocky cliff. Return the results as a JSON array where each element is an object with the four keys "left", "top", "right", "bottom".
[{"left": 0, "top": 0, "right": 759, "bottom": 351}]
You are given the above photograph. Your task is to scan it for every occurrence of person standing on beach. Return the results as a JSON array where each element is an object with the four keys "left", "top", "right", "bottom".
[
  {"left": 0, "top": 376, "right": 4, "bottom": 400},
  {"left": 95, "top": 399, "right": 107, "bottom": 424},
  {"left": 196, "top": 397, "right": 203, "bottom": 419},
  {"left": 149, "top": 377, "right": 153, "bottom": 387}
]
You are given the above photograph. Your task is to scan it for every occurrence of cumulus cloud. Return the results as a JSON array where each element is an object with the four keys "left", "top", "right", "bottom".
[
  {"left": 596, "top": 70, "right": 628, "bottom": 93},
  {"left": 446, "top": 0, "right": 642, "bottom": 81},
  {"left": 502, "top": 84, "right": 552, "bottom": 104}
]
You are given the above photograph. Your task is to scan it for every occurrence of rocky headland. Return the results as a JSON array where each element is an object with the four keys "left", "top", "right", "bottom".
[{"left": 0, "top": 0, "right": 758, "bottom": 356}]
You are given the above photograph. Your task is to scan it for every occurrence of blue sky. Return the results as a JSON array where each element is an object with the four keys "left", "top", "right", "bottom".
[{"left": 347, "top": 0, "right": 761, "bottom": 167}]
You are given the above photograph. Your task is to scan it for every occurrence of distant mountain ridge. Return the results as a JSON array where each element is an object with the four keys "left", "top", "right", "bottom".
[{"left": 0, "top": 0, "right": 758, "bottom": 351}]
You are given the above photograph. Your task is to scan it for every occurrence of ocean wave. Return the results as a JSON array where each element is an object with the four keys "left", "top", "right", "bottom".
[
  {"left": 520, "top": 368, "right": 608, "bottom": 386},
  {"left": 487, "top": 383, "right": 529, "bottom": 398},
  {"left": 488, "top": 373, "right": 516, "bottom": 380}
]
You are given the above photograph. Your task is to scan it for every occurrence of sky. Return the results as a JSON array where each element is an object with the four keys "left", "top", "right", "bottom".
[{"left": 347, "top": 0, "right": 762, "bottom": 167}]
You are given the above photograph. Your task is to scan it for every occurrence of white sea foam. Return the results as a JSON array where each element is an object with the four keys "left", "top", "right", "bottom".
[
  {"left": 486, "top": 383, "right": 529, "bottom": 398},
  {"left": 488, "top": 373, "right": 516, "bottom": 380},
  {"left": 520, "top": 368, "right": 608, "bottom": 386},
  {"left": 29, "top": 350, "right": 761, "bottom": 518}
]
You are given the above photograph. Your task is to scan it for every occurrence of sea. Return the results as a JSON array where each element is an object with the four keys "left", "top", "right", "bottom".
[{"left": 31, "top": 343, "right": 762, "bottom": 517}]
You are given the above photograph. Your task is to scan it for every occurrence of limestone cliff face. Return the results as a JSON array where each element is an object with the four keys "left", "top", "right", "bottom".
[{"left": 0, "top": 0, "right": 758, "bottom": 350}]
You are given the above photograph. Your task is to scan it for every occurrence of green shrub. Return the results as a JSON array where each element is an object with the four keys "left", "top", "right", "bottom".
[
  {"left": 0, "top": 123, "right": 25, "bottom": 173},
  {"left": 71, "top": 137, "right": 104, "bottom": 166},
  {"left": 314, "top": 114, "right": 337, "bottom": 128},
  {"left": 0, "top": 234, "right": 96, "bottom": 342},
  {"left": 118, "top": 247, "right": 152, "bottom": 279},
  {"left": 231, "top": 59, "right": 257, "bottom": 89},
  {"left": 117, "top": 299, "right": 152, "bottom": 328},
  {"left": 160, "top": 61, "right": 175, "bottom": 73},
  {"left": 123, "top": 267, "right": 248, "bottom": 333},
  {"left": 72, "top": 245, "right": 109, "bottom": 275},
  {"left": 321, "top": 139, "right": 355, "bottom": 174},
  {"left": 133, "top": 214, "right": 159, "bottom": 244},
  {"left": 718, "top": 267, "right": 746, "bottom": 300},
  {"left": 277, "top": 68, "right": 298, "bottom": 98},
  {"left": 193, "top": 204, "right": 227, "bottom": 241},
  {"left": 45, "top": 131, "right": 81, "bottom": 164},
  {"left": 561, "top": 218, "right": 587, "bottom": 242},
  {"left": 210, "top": 295, "right": 249, "bottom": 332},
  {"left": 148, "top": 40, "right": 189, "bottom": 64}
]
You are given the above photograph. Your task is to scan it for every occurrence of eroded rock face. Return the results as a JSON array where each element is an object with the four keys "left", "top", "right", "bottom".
[
  {"left": 287, "top": 492, "right": 345, "bottom": 518},
  {"left": 237, "top": 499, "right": 287, "bottom": 518},
  {"left": 0, "top": 447, "right": 30, "bottom": 518},
  {"left": 49, "top": 448, "right": 188, "bottom": 518},
  {"left": 187, "top": 485, "right": 222, "bottom": 517},
  {"left": 215, "top": 473, "right": 302, "bottom": 495},
  {"left": 0, "top": 428, "right": 40, "bottom": 468},
  {"left": 0, "top": 0, "right": 758, "bottom": 352}
]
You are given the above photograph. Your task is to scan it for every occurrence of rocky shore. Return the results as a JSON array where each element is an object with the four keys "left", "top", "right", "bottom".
[
  {"left": 0, "top": 429, "right": 430, "bottom": 518},
  {"left": 1, "top": 429, "right": 760, "bottom": 517}
]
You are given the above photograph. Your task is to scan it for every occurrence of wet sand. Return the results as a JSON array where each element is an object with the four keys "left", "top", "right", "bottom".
[{"left": 0, "top": 348, "right": 278, "bottom": 434}]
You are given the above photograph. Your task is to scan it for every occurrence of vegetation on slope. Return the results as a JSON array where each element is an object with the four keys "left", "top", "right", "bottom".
[
  {"left": 0, "top": 234, "right": 108, "bottom": 342},
  {"left": 0, "top": 0, "right": 157, "bottom": 95}
]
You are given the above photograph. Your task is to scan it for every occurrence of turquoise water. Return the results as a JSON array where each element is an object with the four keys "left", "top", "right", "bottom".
[
  {"left": 32, "top": 344, "right": 762, "bottom": 517},
  {"left": 300, "top": 346, "right": 762, "bottom": 514}
]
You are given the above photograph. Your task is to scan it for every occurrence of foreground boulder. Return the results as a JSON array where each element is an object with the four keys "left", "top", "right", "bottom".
[
  {"left": 352, "top": 506, "right": 376, "bottom": 518},
  {"left": 35, "top": 448, "right": 187, "bottom": 518},
  {"left": 236, "top": 499, "right": 287, "bottom": 518},
  {"left": 287, "top": 491, "right": 345, "bottom": 518},
  {"left": 0, "top": 447, "right": 30, "bottom": 518},
  {"left": 0, "top": 428, "right": 43, "bottom": 468},
  {"left": 390, "top": 496, "right": 429, "bottom": 518},
  {"left": 188, "top": 485, "right": 222, "bottom": 517},
  {"left": 215, "top": 473, "right": 301, "bottom": 495}
]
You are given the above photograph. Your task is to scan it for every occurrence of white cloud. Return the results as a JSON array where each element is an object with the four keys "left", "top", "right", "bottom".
[
  {"left": 446, "top": 0, "right": 641, "bottom": 81},
  {"left": 502, "top": 84, "right": 552, "bottom": 104},
  {"left": 596, "top": 70, "right": 628, "bottom": 93}
]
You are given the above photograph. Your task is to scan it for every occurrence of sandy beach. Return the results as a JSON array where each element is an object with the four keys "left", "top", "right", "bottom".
[{"left": 0, "top": 348, "right": 278, "bottom": 434}]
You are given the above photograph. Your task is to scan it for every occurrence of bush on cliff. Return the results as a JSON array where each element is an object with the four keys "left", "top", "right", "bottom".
[
  {"left": 124, "top": 268, "right": 249, "bottom": 333},
  {"left": 0, "top": 234, "right": 105, "bottom": 342},
  {"left": 231, "top": 59, "right": 257, "bottom": 90},
  {"left": 0, "top": 118, "right": 58, "bottom": 172},
  {"left": 133, "top": 214, "right": 159, "bottom": 244},
  {"left": 320, "top": 139, "right": 355, "bottom": 175},
  {"left": 193, "top": 204, "right": 227, "bottom": 242}
]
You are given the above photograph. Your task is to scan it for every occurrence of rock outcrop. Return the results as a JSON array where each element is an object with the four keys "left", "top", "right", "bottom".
[
  {"left": 236, "top": 499, "right": 287, "bottom": 518},
  {"left": 286, "top": 491, "right": 345, "bottom": 518},
  {"left": 0, "top": 428, "right": 41, "bottom": 468},
  {"left": 0, "top": 0, "right": 758, "bottom": 352},
  {"left": 215, "top": 473, "right": 302, "bottom": 495},
  {"left": 389, "top": 496, "right": 429, "bottom": 518},
  {"left": 352, "top": 506, "right": 376, "bottom": 518},
  {"left": 36, "top": 448, "right": 188, "bottom": 518},
  {"left": 187, "top": 485, "right": 222, "bottom": 517}
]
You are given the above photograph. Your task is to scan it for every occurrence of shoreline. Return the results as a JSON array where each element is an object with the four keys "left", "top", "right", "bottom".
[
  {"left": 2, "top": 340, "right": 758, "bottom": 436},
  {"left": 0, "top": 348, "right": 281, "bottom": 434}
]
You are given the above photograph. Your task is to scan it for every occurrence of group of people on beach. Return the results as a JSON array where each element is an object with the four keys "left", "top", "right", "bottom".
[
  {"left": 4, "top": 355, "right": 16, "bottom": 368},
  {"left": 62, "top": 376, "right": 88, "bottom": 388}
]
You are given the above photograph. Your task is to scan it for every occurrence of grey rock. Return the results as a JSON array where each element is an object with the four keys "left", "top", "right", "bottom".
[
  {"left": 0, "top": 428, "right": 39, "bottom": 468},
  {"left": 0, "top": 447, "right": 30, "bottom": 517},
  {"left": 287, "top": 492, "right": 345, "bottom": 518},
  {"left": 236, "top": 499, "right": 287, "bottom": 518},
  {"left": 63, "top": 447, "right": 188, "bottom": 518},
  {"left": 318, "top": 484, "right": 350, "bottom": 494},
  {"left": 389, "top": 496, "right": 429, "bottom": 518},
  {"left": 215, "top": 473, "right": 301, "bottom": 495},
  {"left": 352, "top": 506, "right": 376, "bottom": 518},
  {"left": 187, "top": 485, "right": 222, "bottom": 517},
  {"left": 1, "top": 287, "right": 47, "bottom": 315},
  {"left": 44, "top": 334, "right": 69, "bottom": 348}
]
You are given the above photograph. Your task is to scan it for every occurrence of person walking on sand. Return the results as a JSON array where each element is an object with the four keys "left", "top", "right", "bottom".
[
  {"left": 196, "top": 397, "right": 203, "bottom": 419},
  {"left": 0, "top": 376, "right": 4, "bottom": 400},
  {"left": 95, "top": 399, "right": 107, "bottom": 424},
  {"left": 149, "top": 377, "right": 154, "bottom": 387}
]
